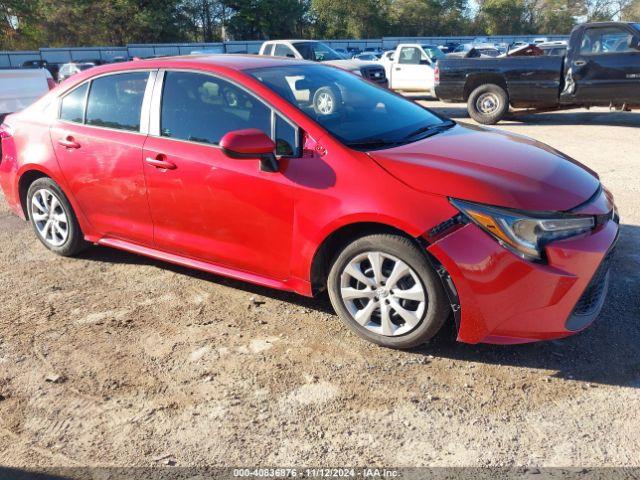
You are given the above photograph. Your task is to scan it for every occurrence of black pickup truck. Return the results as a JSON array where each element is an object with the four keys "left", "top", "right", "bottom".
[{"left": 434, "top": 22, "right": 640, "bottom": 124}]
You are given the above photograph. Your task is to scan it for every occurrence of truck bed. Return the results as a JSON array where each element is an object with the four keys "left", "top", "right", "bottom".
[{"left": 435, "top": 56, "right": 565, "bottom": 108}]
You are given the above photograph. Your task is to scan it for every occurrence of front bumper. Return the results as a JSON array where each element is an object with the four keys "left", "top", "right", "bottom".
[{"left": 427, "top": 218, "right": 619, "bottom": 344}]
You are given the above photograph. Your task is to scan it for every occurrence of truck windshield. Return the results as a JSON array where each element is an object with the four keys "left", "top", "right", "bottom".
[
  {"left": 293, "top": 42, "right": 343, "bottom": 62},
  {"left": 248, "top": 64, "right": 452, "bottom": 149}
]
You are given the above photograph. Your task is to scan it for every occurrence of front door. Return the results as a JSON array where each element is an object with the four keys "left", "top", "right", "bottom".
[
  {"left": 50, "top": 71, "right": 154, "bottom": 245},
  {"left": 392, "top": 46, "right": 433, "bottom": 91},
  {"left": 571, "top": 25, "right": 640, "bottom": 103},
  {"left": 142, "top": 70, "right": 299, "bottom": 280}
]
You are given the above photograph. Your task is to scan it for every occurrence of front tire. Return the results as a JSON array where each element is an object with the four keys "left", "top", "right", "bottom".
[
  {"left": 327, "top": 234, "right": 449, "bottom": 349},
  {"left": 27, "top": 177, "right": 87, "bottom": 257},
  {"left": 467, "top": 84, "right": 509, "bottom": 125}
]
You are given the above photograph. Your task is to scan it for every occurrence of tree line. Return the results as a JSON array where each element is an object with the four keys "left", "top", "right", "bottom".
[{"left": 2, "top": 0, "right": 639, "bottom": 50}]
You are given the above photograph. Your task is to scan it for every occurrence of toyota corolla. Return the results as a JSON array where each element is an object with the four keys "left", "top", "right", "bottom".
[{"left": 0, "top": 55, "right": 619, "bottom": 348}]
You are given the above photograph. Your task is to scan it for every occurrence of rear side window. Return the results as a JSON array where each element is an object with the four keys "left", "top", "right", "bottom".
[
  {"left": 60, "top": 83, "right": 88, "bottom": 123},
  {"left": 263, "top": 44, "right": 274, "bottom": 56},
  {"left": 85, "top": 72, "right": 149, "bottom": 131}
]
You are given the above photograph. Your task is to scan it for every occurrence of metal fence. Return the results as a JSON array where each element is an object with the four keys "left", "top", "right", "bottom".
[{"left": 0, "top": 34, "right": 570, "bottom": 68}]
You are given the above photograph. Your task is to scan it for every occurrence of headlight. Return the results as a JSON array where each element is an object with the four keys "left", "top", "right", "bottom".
[{"left": 451, "top": 199, "right": 595, "bottom": 261}]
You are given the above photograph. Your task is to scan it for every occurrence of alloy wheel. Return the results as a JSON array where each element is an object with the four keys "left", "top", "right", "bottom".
[
  {"left": 316, "top": 92, "right": 334, "bottom": 115},
  {"left": 340, "top": 251, "right": 427, "bottom": 336},
  {"left": 31, "top": 188, "right": 69, "bottom": 247}
]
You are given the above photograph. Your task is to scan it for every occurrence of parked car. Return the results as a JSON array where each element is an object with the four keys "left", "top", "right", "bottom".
[
  {"left": 380, "top": 44, "right": 445, "bottom": 94},
  {"left": 346, "top": 46, "right": 362, "bottom": 57},
  {"left": 0, "top": 68, "right": 54, "bottom": 122},
  {"left": 0, "top": 55, "right": 619, "bottom": 348},
  {"left": 354, "top": 53, "right": 382, "bottom": 61},
  {"left": 537, "top": 41, "right": 568, "bottom": 56},
  {"left": 435, "top": 21, "right": 640, "bottom": 124},
  {"left": 259, "top": 40, "right": 387, "bottom": 87},
  {"left": 57, "top": 61, "right": 99, "bottom": 82},
  {"left": 438, "top": 42, "right": 460, "bottom": 54},
  {"left": 21, "top": 59, "right": 60, "bottom": 79},
  {"left": 448, "top": 43, "right": 501, "bottom": 58},
  {"left": 505, "top": 43, "right": 544, "bottom": 57}
]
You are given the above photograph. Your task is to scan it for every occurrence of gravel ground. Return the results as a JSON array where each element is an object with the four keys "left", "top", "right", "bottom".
[{"left": 0, "top": 103, "right": 639, "bottom": 469}]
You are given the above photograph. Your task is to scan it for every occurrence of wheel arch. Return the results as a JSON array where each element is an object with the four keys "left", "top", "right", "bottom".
[
  {"left": 463, "top": 73, "right": 508, "bottom": 101},
  {"left": 17, "top": 167, "right": 54, "bottom": 219},
  {"left": 309, "top": 221, "right": 424, "bottom": 296}
]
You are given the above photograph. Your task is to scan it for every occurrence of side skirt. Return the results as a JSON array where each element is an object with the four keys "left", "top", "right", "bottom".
[{"left": 97, "top": 237, "right": 312, "bottom": 296}]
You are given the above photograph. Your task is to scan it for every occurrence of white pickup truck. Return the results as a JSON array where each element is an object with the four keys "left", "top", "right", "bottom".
[
  {"left": 258, "top": 40, "right": 388, "bottom": 88},
  {"left": 0, "top": 68, "right": 54, "bottom": 121},
  {"left": 380, "top": 44, "right": 445, "bottom": 95}
]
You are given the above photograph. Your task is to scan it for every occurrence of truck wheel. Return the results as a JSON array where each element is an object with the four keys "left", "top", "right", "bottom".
[{"left": 467, "top": 84, "right": 509, "bottom": 125}]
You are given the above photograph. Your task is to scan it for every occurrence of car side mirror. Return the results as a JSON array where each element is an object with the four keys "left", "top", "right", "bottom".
[{"left": 220, "top": 129, "right": 278, "bottom": 172}]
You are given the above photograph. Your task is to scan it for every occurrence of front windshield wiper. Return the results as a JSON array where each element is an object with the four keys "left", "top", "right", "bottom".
[{"left": 403, "top": 120, "right": 455, "bottom": 141}]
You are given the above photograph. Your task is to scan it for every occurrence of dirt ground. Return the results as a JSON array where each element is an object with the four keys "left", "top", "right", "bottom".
[{"left": 0, "top": 103, "right": 639, "bottom": 469}]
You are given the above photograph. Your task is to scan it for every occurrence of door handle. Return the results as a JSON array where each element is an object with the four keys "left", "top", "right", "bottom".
[
  {"left": 395, "top": 67, "right": 402, "bottom": 71},
  {"left": 58, "top": 137, "right": 81, "bottom": 149},
  {"left": 574, "top": 60, "right": 587, "bottom": 67},
  {"left": 145, "top": 155, "right": 176, "bottom": 170}
]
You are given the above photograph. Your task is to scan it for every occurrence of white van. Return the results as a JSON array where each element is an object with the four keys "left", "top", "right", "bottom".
[{"left": 0, "top": 68, "right": 54, "bottom": 121}]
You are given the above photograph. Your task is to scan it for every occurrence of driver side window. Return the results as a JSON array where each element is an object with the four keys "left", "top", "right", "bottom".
[
  {"left": 160, "top": 71, "right": 299, "bottom": 157},
  {"left": 581, "top": 27, "right": 634, "bottom": 54}
]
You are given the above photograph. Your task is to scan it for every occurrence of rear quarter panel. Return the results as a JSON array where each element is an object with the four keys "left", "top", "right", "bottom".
[{"left": 436, "top": 56, "right": 564, "bottom": 107}]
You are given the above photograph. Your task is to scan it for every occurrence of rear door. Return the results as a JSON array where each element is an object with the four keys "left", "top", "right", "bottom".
[
  {"left": 50, "top": 71, "right": 155, "bottom": 245},
  {"left": 391, "top": 46, "right": 433, "bottom": 91},
  {"left": 571, "top": 25, "right": 640, "bottom": 103}
]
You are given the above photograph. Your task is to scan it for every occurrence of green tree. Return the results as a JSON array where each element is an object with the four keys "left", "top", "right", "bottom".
[
  {"left": 475, "top": 0, "right": 528, "bottom": 35},
  {"left": 621, "top": 0, "right": 640, "bottom": 20},
  {"left": 310, "top": 0, "right": 390, "bottom": 38},
  {"left": 388, "top": 0, "right": 469, "bottom": 36},
  {"left": 524, "top": 0, "right": 586, "bottom": 34},
  {"left": 224, "top": 0, "right": 308, "bottom": 39}
]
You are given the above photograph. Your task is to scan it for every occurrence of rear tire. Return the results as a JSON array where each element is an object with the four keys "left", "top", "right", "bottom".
[
  {"left": 27, "top": 177, "right": 87, "bottom": 257},
  {"left": 467, "top": 84, "right": 509, "bottom": 125},
  {"left": 327, "top": 234, "right": 449, "bottom": 349}
]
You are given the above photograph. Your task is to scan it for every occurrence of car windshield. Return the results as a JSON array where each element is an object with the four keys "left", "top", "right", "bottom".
[
  {"left": 248, "top": 64, "right": 452, "bottom": 149},
  {"left": 293, "top": 42, "right": 343, "bottom": 62}
]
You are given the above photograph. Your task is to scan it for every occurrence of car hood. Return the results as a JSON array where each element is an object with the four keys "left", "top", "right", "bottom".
[
  {"left": 368, "top": 124, "right": 600, "bottom": 212},
  {"left": 323, "top": 59, "right": 378, "bottom": 71}
]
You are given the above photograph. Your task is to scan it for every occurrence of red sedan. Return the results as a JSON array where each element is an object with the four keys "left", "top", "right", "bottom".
[{"left": 0, "top": 55, "right": 619, "bottom": 348}]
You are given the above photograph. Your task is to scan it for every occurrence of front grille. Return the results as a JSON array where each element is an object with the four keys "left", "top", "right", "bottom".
[
  {"left": 573, "top": 247, "right": 615, "bottom": 317},
  {"left": 360, "top": 66, "right": 387, "bottom": 85}
]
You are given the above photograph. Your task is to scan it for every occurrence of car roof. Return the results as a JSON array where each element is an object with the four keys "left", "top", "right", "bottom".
[{"left": 75, "top": 54, "right": 309, "bottom": 77}]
